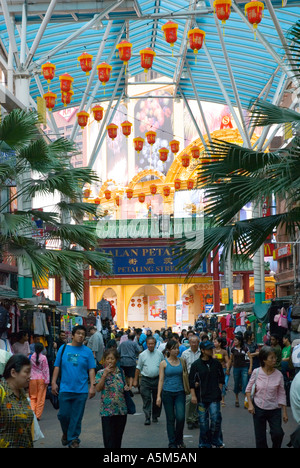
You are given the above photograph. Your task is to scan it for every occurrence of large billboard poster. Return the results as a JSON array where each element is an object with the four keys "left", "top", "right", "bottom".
[
  {"left": 106, "top": 103, "right": 129, "bottom": 185},
  {"left": 134, "top": 90, "right": 173, "bottom": 176}
]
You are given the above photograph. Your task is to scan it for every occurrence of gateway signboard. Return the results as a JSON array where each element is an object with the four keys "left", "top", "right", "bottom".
[{"left": 94, "top": 246, "right": 206, "bottom": 277}]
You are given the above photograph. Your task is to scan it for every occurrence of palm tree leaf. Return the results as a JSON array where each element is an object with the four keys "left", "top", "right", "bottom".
[
  {"left": 249, "top": 99, "right": 300, "bottom": 128},
  {"left": 58, "top": 200, "right": 99, "bottom": 219},
  {"left": 0, "top": 109, "right": 40, "bottom": 149}
]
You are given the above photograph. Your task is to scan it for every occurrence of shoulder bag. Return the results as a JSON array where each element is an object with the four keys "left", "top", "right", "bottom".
[
  {"left": 120, "top": 369, "right": 136, "bottom": 414},
  {"left": 49, "top": 343, "right": 67, "bottom": 410},
  {"left": 180, "top": 357, "right": 191, "bottom": 395}
]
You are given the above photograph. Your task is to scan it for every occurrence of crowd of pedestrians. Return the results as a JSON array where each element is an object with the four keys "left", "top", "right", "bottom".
[{"left": 1, "top": 316, "right": 300, "bottom": 449}]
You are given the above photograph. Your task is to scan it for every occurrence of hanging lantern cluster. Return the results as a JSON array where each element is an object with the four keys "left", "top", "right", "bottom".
[
  {"left": 162, "top": 21, "right": 178, "bottom": 55},
  {"left": 145, "top": 131, "right": 157, "bottom": 146},
  {"left": 43, "top": 91, "right": 57, "bottom": 112},
  {"left": 104, "top": 189, "right": 111, "bottom": 200},
  {"left": 187, "top": 28, "right": 205, "bottom": 62},
  {"left": 116, "top": 40, "right": 132, "bottom": 73},
  {"left": 78, "top": 52, "right": 93, "bottom": 78},
  {"left": 121, "top": 121, "right": 133, "bottom": 138},
  {"left": 133, "top": 137, "right": 144, "bottom": 153},
  {"left": 107, "top": 123, "right": 118, "bottom": 141},
  {"left": 163, "top": 186, "right": 171, "bottom": 197},
  {"left": 245, "top": 1, "right": 264, "bottom": 38},
  {"left": 187, "top": 179, "right": 194, "bottom": 190},
  {"left": 150, "top": 184, "right": 157, "bottom": 195},
  {"left": 213, "top": 0, "right": 232, "bottom": 32},
  {"left": 170, "top": 139, "right": 180, "bottom": 154},
  {"left": 159, "top": 147, "right": 169, "bottom": 163},
  {"left": 41, "top": 62, "right": 56, "bottom": 88},
  {"left": 97, "top": 62, "right": 112, "bottom": 93},
  {"left": 77, "top": 111, "right": 89, "bottom": 129},
  {"left": 126, "top": 188, "right": 134, "bottom": 199},
  {"left": 174, "top": 179, "right": 181, "bottom": 190},
  {"left": 181, "top": 153, "right": 191, "bottom": 168},
  {"left": 138, "top": 193, "right": 146, "bottom": 203},
  {"left": 191, "top": 145, "right": 200, "bottom": 159},
  {"left": 92, "top": 105, "right": 104, "bottom": 123},
  {"left": 140, "top": 48, "right": 156, "bottom": 80}
]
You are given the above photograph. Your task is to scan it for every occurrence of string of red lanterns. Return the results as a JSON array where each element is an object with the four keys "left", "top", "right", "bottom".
[{"left": 245, "top": 1, "right": 264, "bottom": 38}]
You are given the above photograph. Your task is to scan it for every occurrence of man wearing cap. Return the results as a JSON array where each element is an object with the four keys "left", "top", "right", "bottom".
[{"left": 189, "top": 340, "right": 225, "bottom": 448}]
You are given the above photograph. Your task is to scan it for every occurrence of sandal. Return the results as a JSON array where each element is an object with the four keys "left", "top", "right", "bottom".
[{"left": 235, "top": 401, "right": 240, "bottom": 407}]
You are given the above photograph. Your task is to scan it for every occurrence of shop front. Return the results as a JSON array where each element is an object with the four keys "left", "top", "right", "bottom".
[{"left": 87, "top": 239, "right": 212, "bottom": 329}]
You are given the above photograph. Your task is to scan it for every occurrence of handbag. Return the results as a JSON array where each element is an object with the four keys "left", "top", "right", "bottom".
[
  {"left": 49, "top": 344, "right": 67, "bottom": 410},
  {"left": 250, "top": 368, "right": 260, "bottom": 402},
  {"left": 180, "top": 358, "right": 190, "bottom": 395},
  {"left": 278, "top": 309, "right": 288, "bottom": 328},
  {"left": 120, "top": 369, "right": 136, "bottom": 415}
]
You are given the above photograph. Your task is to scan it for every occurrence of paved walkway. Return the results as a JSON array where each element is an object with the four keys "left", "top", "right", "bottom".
[{"left": 34, "top": 380, "right": 298, "bottom": 449}]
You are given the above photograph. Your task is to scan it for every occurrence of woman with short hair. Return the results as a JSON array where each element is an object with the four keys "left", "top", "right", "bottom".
[
  {"left": 246, "top": 346, "right": 288, "bottom": 448},
  {"left": 0, "top": 354, "right": 33, "bottom": 448}
]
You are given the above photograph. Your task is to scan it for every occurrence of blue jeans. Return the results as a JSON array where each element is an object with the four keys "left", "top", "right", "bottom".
[
  {"left": 162, "top": 390, "right": 186, "bottom": 447},
  {"left": 58, "top": 392, "right": 88, "bottom": 446},
  {"left": 233, "top": 367, "right": 249, "bottom": 395},
  {"left": 198, "top": 401, "right": 222, "bottom": 448}
]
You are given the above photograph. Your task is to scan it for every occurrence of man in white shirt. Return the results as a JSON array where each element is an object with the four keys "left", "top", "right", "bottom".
[
  {"left": 133, "top": 336, "right": 164, "bottom": 425},
  {"left": 181, "top": 335, "right": 200, "bottom": 429}
]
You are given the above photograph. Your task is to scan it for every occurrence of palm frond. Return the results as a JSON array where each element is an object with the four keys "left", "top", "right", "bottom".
[
  {"left": 249, "top": 99, "right": 300, "bottom": 128},
  {"left": 58, "top": 200, "right": 99, "bottom": 219},
  {"left": 0, "top": 109, "right": 40, "bottom": 149}
]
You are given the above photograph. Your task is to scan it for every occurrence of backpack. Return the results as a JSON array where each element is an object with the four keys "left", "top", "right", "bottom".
[{"left": 0, "top": 307, "right": 9, "bottom": 333}]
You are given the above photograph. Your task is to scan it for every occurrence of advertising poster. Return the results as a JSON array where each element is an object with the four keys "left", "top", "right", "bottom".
[{"left": 148, "top": 295, "right": 166, "bottom": 321}]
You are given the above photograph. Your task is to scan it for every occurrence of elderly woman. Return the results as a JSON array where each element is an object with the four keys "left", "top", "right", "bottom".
[
  {"left": 246, "top": 346, "right": 288, "bottom": 448},
  {"left": 0, "top": 354, "right": 33, "bottom": 448}
]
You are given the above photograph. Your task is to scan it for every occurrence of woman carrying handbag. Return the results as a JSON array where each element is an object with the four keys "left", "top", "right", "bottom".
[{"left": 245, "top": 346, "right": 288, "bottom": 448}]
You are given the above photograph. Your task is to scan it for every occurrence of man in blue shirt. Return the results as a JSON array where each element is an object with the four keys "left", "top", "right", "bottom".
[{"left": 51, "top": 325, "right": 96, "bottom": 448}]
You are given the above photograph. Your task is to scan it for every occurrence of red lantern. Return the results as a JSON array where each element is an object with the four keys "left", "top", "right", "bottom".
[
  {"left": 213, "top": 0, "right": 232, "bottom": 26},
  {"left": 174, "top": 179, "right": 181, "bottom": 190},
  {"left": 150, "top": 184, "right": 157, "bottom": 195},
  {"left": 163, "top": 186, "right": 171, "bottom": 197},
  {"left": 78, "top": 52, "right": 93, "bottom": 75},
  {"left": 43, "top": 91, "right": 57, "bottom": 111},
  {"left": 140, "top": 48, "right": 156, "bottom": 78},
  {"left": 159, "top": 147, "right": 169, "bottom": 163},
  {"left": 115, "top": 195, "right": 120, "bottom": 206},
  {"left": 145, "top": 130, "right": 156, "bottom": 145},
  {"left": 61, "top": 90, "right": 74, "bottom": 107},
  {"left": 181, "top": 153, "right": 191, "bottom": 168},
  {"left": 126, "top": 188, "right": 134, "bottom": 199},
  {"left": 121, "top": 121, "right": 132, "bottom": 138},
  {"left": 187, "top": 179, "right": 194, "bottom": 190},
  {"left": 94, "top": 197, "right": 101, "bottom": 205},
  {"left": 116, "top": 40, "right": 132, "bottom": 72},
  {"left": 59, "top": 73, "right": 74, "bottom": 93},
  {"left": 97, "top": 63, "right": 112, "bottom": 90},
  {"left": 92, "top": 105, "right": 104, "bottom": 123},
  {"left": 245, "top": 1, "right": 264, "bottom": 37},
  {"left": 138, "top": 193, "right": 146, "bottom": 203},
  {"left": 133, "top": 137, "right": 144, "bottom": 153},
  {"left": 41, "top": 62, "right": 56, "bottom": 84},
  {"left": 107, "top": 123, "right": 118, "bottom": 140},
  {"left": 170, "top": 140, "right": 180, "bottom": 154},
  {"left": 83, "top": 189, "right": 91, "bottom": 198},
  {"left": 162, "top": 21, "right": 178, "bottom": 52},
  {"left": 187, "top": 28, "right": 205, "bottom": 61},
  {"left": 191, "top": 145, "right": 200, "bottom": 159},
  {"left": 77, "top": 111, "right": 89, "bottom": 129},
  {"left": 104, "top": 189, "right": 111, "bottom": 200}
]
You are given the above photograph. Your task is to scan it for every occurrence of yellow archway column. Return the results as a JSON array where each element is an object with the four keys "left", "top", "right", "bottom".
[{"left": 166, "top": 284, "right": 178, "bottom": 327}]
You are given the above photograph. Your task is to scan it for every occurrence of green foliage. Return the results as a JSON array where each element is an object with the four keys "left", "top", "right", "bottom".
[{"left": 0, "top": 109, "right": 111, "bottom": 297}]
